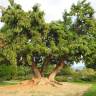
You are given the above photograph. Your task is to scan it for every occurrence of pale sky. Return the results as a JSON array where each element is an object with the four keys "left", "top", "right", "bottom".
[{"left": 0, "top": 0, "right": 96, "bottom": 24}]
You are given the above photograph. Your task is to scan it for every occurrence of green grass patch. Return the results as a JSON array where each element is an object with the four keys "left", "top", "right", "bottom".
[
  {"left": 0, "top": 80, "right": 20, "bottom": 86},
  {"left": 83, "top": 83, "right": 96, "bottom": 96}
]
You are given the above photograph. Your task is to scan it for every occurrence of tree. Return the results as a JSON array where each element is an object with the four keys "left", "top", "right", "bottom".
[
  {"left": 0, "top": 0, "right": 50, "bottom": 81},
  {"left": 48, "top": 0, "right": 96, "bottom": 80},
  {"left": 0, "top": 0, "right": 96, "bottom": 84},
  {"left": 70, "top": 0, "right": 96, "bottom": 69}
]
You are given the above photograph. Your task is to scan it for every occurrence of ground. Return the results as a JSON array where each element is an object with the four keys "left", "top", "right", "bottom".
[{"left": 0, "top": 80, "right": 91, "bottom": 96}]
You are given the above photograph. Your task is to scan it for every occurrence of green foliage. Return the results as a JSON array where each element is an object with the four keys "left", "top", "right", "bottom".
[
  {"left": 17, "top": 65, "right": 32, "bottom": 80},
  {"left": 0, "top": 1, "right": 48, "bottom": 75},
  {"left": 0, "top": 80, "right": 19, "bottom": 86},
  {"left": 70, "top": 68, "right": 96, "bottom": 82},
  {"left": 83, "top": 83, "right": 96, "bottom": 96},
  {"left": 69, "top": 0, "right": 96, "bottom": 65},
  {"left": 0, "top": 65, "right": 16, "bottom": 80},
  {"left": 44, "top": 65, "right": 54, "bottom": 76},
  {"left": 9, "top": 0, "right": 14, "bottom": 6},
  {"left": 56, "top": 67, "right": 96, "bottom": 82},
  {"left": 55, "top": 76, "right": 68, "bottom": 82},
  {"left": 56, "top": 66, "right": 78, "bottom": 82},
  {"left": 0, "top": 65, "right": 32, "bottom": 80},
  {"left": 79, "top": 68, "right": 96, "bottom": 81},
  {"left": 60, "top": 66, "right": 76, "bottom": 75}
]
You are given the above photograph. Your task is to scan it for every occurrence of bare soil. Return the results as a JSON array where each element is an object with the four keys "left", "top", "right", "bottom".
[{"left": 0, "top": 80, "right": 91, "bottom": 96}]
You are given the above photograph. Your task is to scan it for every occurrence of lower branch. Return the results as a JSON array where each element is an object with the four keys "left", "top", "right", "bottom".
[
  {"left": 48, "top": 58, "right": 64, "bottom": 81},
  {"left": 32, "top": 61, "right": 41, "bottom": 79}
]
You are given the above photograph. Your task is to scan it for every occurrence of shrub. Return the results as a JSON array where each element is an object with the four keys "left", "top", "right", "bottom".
[
  {"left": 56, "top": 76, "right": 69, "bottom": 82},
  {"left": 0, "top": 65, "right": 15, "bottom": 80},
  {"left": 60, "top": 66, "right": 76, "bottom": 75},
  {"left": 0, "top": 65, "right": 32, "bottom": 80},
  {"left": 56, "top": 67, "right": 96, "bottom": 82},
  {"left": 17, "top": 65, "right": 32, "bottom": 80},
  {"left": 79, "top": 68, "right": 96, "bottom": 81}
]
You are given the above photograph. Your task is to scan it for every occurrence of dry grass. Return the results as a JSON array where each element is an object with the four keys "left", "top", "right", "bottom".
[{"left": 0, "top": 80, "right": 91, "bottom": 96}]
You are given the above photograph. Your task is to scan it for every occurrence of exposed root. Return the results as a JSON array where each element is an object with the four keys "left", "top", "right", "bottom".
[
  {"left": 51, "top": 80, "right": 63, "bottom": 85},
  {"left": 20, "top": 78, "right": 63, "bottom": 87}
]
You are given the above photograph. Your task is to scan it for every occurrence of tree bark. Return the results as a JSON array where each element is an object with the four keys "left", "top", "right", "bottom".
[
  {"left": 32, "top": 61, "right": 41, "bottom": 79},
  {"left": 48, "top": 58, "right": 64, "bottom": 81}
]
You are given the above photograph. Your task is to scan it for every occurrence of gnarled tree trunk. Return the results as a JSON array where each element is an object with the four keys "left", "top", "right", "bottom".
[
  {"left": 22, "top": 57, "right": 65, "bottom": 86},
  {"left": 48, "top": 58, "right": 64, "bottom": 81},
  {"left": 32, "top": 61, "right": 41, "bottom": 79}
]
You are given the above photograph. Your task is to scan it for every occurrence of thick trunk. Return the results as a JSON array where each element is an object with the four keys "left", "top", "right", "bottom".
[
  {"left": 48, "top": 59, "right": 64, "bottom": 81},
  {"left": 32, "top": 61, "right": 41, "bottom": 79},
  {"left": 40, "top": 55, "right": 51, "bottom": 76}
]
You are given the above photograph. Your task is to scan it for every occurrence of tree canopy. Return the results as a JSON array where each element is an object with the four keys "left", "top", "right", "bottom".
[{"left": 0, "top": 0, "right": 96, "bottom": 81}]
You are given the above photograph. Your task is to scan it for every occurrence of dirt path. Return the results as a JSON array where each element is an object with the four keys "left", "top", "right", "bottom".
[{"left": 0, "top": 81, "right": 91, "bottom": 96}]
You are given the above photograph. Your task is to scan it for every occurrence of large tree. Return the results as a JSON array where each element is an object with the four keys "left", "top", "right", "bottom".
[
  {"left": 0, "top": 0, "right": 96, "bottom": 84},
  {"left": 0, "top": 0, "right": 50, "bottom": 81}
]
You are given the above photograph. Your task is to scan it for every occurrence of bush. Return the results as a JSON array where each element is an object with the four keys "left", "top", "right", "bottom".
[
  {"left": 0, "top": 65, "right": 15, "bottom": 80},
  {"left": 56, "top": 76, "right": 69, "bottom": 82},
  {"left": 17, "top": 65, "right": 32, "bottom": 80},
  {"left": 0, "top": 65, "right": 32, "bottom": 80},
  {"left": 56, "top": 67, "right": 96, "bottom": 82},
  {"left": 79, "top": 68, "right": 96, "bottom": 81},
  {"left": 60, "top": 66, "right": 76, "bottom": 75}
]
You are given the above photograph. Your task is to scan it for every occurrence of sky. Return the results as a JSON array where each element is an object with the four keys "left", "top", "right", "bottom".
[
  {"left": 0, "top": 0, "right": 96, "bottom": 23},
  {"left": 0, "top": 0, "right": 96, "bottom": 69}
]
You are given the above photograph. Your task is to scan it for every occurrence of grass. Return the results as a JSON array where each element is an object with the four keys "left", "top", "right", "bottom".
[
  {"left": 83, "top": 83, "right": 96, "bottom": 96},
  {"left": 0, "top": 80, "right": 20, "bottom": 86}
]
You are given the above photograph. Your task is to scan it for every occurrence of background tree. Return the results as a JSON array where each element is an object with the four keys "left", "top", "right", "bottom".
[{"left": 70, "top": 0, "right": 96, "bottom": 69}]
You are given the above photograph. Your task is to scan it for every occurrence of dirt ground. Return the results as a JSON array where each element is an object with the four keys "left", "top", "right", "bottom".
[{"left": 0, "top": 80, "right": 91, "bottom": 96}]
